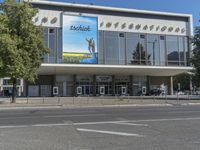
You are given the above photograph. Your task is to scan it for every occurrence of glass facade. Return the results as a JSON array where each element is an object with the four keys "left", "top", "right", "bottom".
[{"left": 43, "top": 27, "right": 190, "bottom": 67}]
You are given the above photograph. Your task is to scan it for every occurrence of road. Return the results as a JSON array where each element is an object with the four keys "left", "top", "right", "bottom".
[{"left": 0, "top": 105, "right": 200, "bottom": 150}]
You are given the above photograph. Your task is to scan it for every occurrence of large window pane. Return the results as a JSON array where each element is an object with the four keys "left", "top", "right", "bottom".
[
  {"left": 166, "top": 36, "right": 179, "bottom": 66},
  {"left": 58, "top": 28, "right": 62, "bottom": 63},
  {"left": 160, "top": 36, "right": 166, "bottom": 66},
  {"left": 126, "top": 33, "right": 139, "bottom": 64},
  {"left": 43, "top": 27, "right": 49, "bottom": 63},
  {"left": 139, "top": 34, "right": 147, "bottom": 65},
  {"left": 184, "top": 37, "right": 190, "bottom": 66},
  {"left": 147, "top": 35, "right": 159, "bottom": 66},
  {"left": 49, "top": 28, "right": 57, "bottom": 63},
  {"left": 104, "top": 31, "right": 119, "bottom": 64},
  {"left": 119, "top": 33, "right": 125, "bottom": 65},
  {"left": 178, "top": 37, "right": 185, "bottom": 66},
  {"left": 98, "top": 31, "right": 104, "bottom": 64}
]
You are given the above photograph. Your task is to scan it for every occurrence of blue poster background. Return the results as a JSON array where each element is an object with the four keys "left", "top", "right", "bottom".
[{"left": 62, "top": 15, "right": 98, "bottom": 64}]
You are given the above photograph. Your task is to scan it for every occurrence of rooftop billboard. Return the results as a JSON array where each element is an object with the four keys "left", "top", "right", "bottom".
[{"left": 62, "top": 15, "right": 98, "bottom": 64}]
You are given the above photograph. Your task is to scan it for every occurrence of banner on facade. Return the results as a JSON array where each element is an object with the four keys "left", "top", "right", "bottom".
[{"left": 62, "top": 15, "right": 98, "bottom": 64}]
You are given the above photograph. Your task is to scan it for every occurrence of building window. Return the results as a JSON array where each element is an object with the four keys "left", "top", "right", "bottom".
[
  {"left": 178, "top": 36, "right": 185, "bottom": 66},
  {"left": 166, "top": 36, "right": 179, "bottom": 66},
  {"left": 126, "top": 33, "right": 139, "bottom": 64},
  {"left": 140, "top": 34, "right": 145, "bottom": 39},
  {"left": 104, "top": 31, "right": 120, "bottom": 64},
  {"left": 160, "top": 36, "right": 165, "bottom": 40},
  {"left": 3, "top": 79, "right": 20, "bottom": 85},
  {"left": 147, "top": 35, "right": 160, "bottom": 66},
  {"left": 49, "top": 28, "right": 55, "bottom": 34},
  {"left": 160, "top": 35, "right": 166, "bottom": 66}
]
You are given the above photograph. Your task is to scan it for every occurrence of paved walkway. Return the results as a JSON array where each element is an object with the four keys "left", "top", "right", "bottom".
[{"left": 0, "top": 96, "right": 200, "bottom": 109}]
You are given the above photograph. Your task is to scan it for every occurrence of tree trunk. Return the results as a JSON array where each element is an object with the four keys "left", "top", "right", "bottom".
[{"left": 11, "top": 78, "right": 17, "bottom": 103}]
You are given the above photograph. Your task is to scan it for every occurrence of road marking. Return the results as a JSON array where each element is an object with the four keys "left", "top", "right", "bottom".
[
  {"left": 43, "top": 114, "right": 105, "bottom": 118},
  {"left": 0, "top": 114, "right": 105, "bottom": 120},
  {"left": 112, "top": 122, "right": 148, "bottom": 127},
  {"left": 0, "top": 125, "right": 28, "bottom": 129},
  {"left": 77, "top": 128, "right": 144, "bottom": 137},
  {"left": 168, "top": 110, "right": 200, "bottom": 114},
  {"left": 1, "top": 117, "right": 200, "bottom": 129},
  {"left": 131, "top": 117, "right": 200, "bottom": 123},
  {"left": 74, "top": 117, "right": 200, "bottom": 125}
]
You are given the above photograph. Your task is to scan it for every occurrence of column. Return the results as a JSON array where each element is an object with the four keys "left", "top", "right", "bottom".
[
  {"left": 92, "top": 75, "right": 96, "bottom": 96},
  {"left": 146, "top": 76, "right": 150, "bottom": 95},
  {"left": 63, "top": 81, "right": 67, "bottom": 97},
  {"left": 112, "top": 75, "right": 115, "bottom": 96},
  {"left": 73, "top": 75, "right": 76, "bottom": 97},
  {"left": 129, "top": 75, "right": 133, "bottom": 96},
  {"left": 170, "top": 76, "right": 174, "bottom": 95}
]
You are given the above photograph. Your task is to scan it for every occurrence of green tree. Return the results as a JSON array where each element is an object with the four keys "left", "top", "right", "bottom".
[
  {"left": 191, "top": 27, "right": 200, "bottom": 87},
  {"left": 0, "top": 0, "right": 49, "bottom": 103},
  {"left": 173, "top": 73, "right": 191, "bottom": 91},
  {"left": 131, "top": 42, "right": 151, "bottom": 65}
]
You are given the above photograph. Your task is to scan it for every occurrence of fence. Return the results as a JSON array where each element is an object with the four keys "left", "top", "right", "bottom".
[{"left": 0, "top": 95, "right": 200, "bottom": 106}]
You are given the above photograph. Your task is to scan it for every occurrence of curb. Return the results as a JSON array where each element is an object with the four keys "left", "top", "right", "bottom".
[{"left": 0, "top": 103, "right": 173, "bottom": 110}]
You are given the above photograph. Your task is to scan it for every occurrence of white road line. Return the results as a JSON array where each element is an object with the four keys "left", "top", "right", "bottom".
[
  {"left": 168, "top": 110, "right": 200, "bottom": 114},
  {"left": 1, "top": 117, "right": 200, "bottom": 129},
  {"left": 112, "top": 122, "right": 148, "bottom": 127},
  {"left": 77, "top": 128, "right": 144, "bottom": 137},
  {"left": 43, "top": 114, "right": 105, "bottom": 118},
  {"left": 0, "top": 125, "right": 28, "bottom": 129},
  {"left": 74, "top": 117, "right": 200, "bottom": 125},
  {"left": 131, "top": 117, "right": 200, "bottom": 123}
]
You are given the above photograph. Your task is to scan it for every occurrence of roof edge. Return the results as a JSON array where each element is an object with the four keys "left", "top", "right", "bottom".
[{"left": 28, "top": 0, "right": 192, "bottom": 18}]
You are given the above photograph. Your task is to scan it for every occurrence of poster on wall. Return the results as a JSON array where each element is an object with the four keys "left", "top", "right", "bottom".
[{"left": 62, "top": 15, "right": 98, "bottom": 64}]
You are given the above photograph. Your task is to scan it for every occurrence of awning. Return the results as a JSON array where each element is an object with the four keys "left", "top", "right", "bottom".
[{"left": 38, "top": 64, "right": 193, "bottom": 76}]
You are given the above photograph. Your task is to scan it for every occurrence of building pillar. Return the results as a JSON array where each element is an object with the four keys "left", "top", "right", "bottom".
[
  {"left": 146, "top": 76, "right": 150, "bottom": 95},
  {"left": 63, "top": 82, "right": 67, "bottom": 97},
  {"left": 129, "top": 75, "right": 133, "bottom": 96},
  {"left": 92, "top": 75, "right": 96, "bottom": 96},
  {"left": 73, "top": 75, "right": 76, "bottom": 97},
  {"left": 170, "top": 76, "right": 174, "bottom": 95},
  {"left": 112, "top": 75, "right": 115, "bottom": 96}
]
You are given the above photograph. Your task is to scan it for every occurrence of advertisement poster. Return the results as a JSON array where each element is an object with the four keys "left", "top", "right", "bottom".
[{"left": 62, "top": 15, "right": 98, "bottom": 64}]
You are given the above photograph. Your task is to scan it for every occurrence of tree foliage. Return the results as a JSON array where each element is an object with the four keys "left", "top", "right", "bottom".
[
  {"left": 191, "top": 27, "right": 200, "bottom": 85},
  {"left": 131, "top": 42, "right": 151, "bottom": 65},
  {"left": 0, "top": 0, "right": 49, "bottom": 102},
  {"left": 173, "top": 73, "right": 191, "bottom": 91}
]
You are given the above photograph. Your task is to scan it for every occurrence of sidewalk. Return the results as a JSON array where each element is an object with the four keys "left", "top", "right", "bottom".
[{"left": 0, "top": 96, "right": 200, "bottom": 109}]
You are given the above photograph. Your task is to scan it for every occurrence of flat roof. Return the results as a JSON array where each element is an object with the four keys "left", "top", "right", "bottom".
[{"left": 29, "top": 0, "right": 192, "bottom": 19}]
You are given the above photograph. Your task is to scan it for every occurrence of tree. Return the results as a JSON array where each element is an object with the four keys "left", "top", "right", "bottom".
[
  {"left": 131, "top": 42, "right": 151, "bottom": 65},
  {"left": 0, "top": 0, "right": 49, "bottom": 103},
  {"left": 173, "top": 73, "right": 191, "bottom": 91},
  {"left": 191, "top": 27, "right": 200, "bottom": 86}
]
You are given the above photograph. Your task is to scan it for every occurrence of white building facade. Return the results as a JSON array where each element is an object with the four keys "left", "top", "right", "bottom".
[{"left": 23, "top": 0, "right": 193, "bottom": 97}]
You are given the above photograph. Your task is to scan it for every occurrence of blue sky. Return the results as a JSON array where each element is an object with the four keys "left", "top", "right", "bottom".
[
  {"left": 63, "top": 15, "right": 98, "bottom": 53},
  {"left": 48, "top": 0, "right": 199, "bottom": 27}
]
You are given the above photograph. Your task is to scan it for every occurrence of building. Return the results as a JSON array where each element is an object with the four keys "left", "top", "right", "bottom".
[
  {"left": 0, "top": 78, "right": 23, "bottom": 97},
  {"left": 23, "top": 0, "right": 193, "bottom": 97}
]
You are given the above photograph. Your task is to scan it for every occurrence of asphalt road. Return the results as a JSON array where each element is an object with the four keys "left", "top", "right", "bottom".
[{"left": 0, "top": 105, "right": 200, "bottom": 150}]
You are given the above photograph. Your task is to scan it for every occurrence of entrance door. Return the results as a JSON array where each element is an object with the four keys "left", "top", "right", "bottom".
[
  {"left": 115, "top": 83, "right": 128, "bottom": 95},
  {"left": 82, "top": 85, "right": 90, "bottom": 96},
  {"left": 96, "top": 83, "right": 112, "bottom": 96}
]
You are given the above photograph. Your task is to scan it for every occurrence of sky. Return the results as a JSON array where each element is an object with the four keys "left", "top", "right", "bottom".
[{"left": 47, "top": 0, "right": 200, "bottom": 27}]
